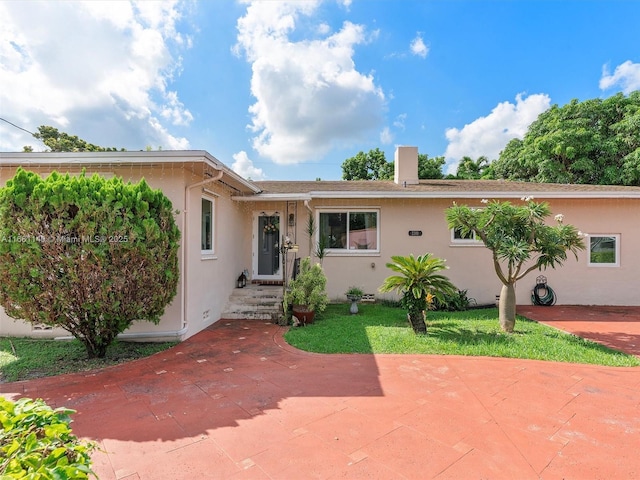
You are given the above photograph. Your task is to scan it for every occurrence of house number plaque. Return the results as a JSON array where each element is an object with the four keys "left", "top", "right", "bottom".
[{"left": 408, "top": 230, "right": 422, "bottom": 236}]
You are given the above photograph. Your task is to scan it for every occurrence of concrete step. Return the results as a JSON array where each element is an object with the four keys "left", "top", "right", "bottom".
[{"left": 221, "top": 285, "right": 284, "bottom": 322}]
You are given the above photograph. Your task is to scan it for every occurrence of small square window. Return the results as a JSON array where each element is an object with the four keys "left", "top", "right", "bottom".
[
  {"left": 451, "top": 227, "right": 480, "bottom": 244},
  {"left": 588, "top": 235, "right": 619, "bottom": 267}
]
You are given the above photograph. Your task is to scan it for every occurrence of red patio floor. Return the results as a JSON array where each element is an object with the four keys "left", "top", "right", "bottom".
[
  {"left": 1, "top": 309, "right": 639, "bottom": 479},
  {"left": 518, "top": 304, "right": 640, "bottom": 357}
]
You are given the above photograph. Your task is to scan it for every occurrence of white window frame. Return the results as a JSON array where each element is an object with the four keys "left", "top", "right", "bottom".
[
  {"left": 201, "top": 196, "right": 215, "bottom": 257},
  {"left": 450, "top": 227, "right": 482, "bottom": 245},
  {"left": 317, "top": 208, "right": 380, "bottom": 255},
  {"left": 588, "top": 234, "right": 620, "bottom": 267}
]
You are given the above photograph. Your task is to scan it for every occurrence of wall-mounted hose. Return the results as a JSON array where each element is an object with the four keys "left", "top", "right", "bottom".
[{"left": 531, "top": 275, "right": 556, "bottom": 306}]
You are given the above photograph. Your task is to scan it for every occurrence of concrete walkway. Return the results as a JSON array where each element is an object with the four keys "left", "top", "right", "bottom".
[{"left": 1, "top": 309, "right": 639, "bottom": 479}]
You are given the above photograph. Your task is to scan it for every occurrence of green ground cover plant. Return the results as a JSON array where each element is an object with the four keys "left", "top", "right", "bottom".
[
  {"left": 0, "top": 397, "right": 95, "bottom": 478},
  {"left": 0, "top": 338, "right": 176, "bottom": 383},
  {"left": 284, "top": 304, "right": 640, "bottom": 367}
]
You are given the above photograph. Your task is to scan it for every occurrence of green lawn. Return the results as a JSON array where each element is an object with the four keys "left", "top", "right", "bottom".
[
  {"left": 284, "top": 304, "right": 640, "bottom": 367},
  {"left": 0, "top": 338, "right": 177, "bottom": 383}
]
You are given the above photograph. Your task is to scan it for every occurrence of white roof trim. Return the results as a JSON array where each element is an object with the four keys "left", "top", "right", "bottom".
[
  {"left": 306, "top": 191, "right": 640, "bottom": 199},
  {"left": 234, "top": 190, "right": 640, "bottom": 201},
  {"left": 0, "top": 150, "right": 261, "bottom": 194},
  {"left": 232, "top": 193, "right": 313, "bottom": 201},
  {"left": 0, "top": 150, "right": 214, "bottom": 164}
]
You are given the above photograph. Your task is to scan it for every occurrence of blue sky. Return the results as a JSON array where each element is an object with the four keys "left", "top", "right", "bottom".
[{"left": 1, "top": 1, "right": 639, "bottom": 180}]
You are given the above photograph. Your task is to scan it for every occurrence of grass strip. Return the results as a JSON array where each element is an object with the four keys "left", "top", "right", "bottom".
[
  {"left": 284, "top": 304, "right": 639, "bottom": 367},
  {"left": 0, "top": 338, "right": 177, "bottom": 382}
]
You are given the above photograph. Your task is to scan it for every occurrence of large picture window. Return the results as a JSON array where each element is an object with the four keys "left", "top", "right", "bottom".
[
  {"left": 201, "top": 197, "right": 214, "bottom": 254},
  {"left": 588, "top": 235, "right": 619, "bottom": 267},
  {"left": 318, "top": 210, "right": 379, "bottom": 252}
]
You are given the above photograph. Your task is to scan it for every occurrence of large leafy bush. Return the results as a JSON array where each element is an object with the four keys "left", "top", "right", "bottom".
[{"left": 0, "top": 168, "right": 181, "bottom": 358}]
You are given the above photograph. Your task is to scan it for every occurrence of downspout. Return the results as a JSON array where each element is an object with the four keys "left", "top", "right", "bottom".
[
  {"left": 180, "top": 169, "right": 224, "bottom": 338},
  {"left": 303, "top": 199, "right": 313, "bottom": 215}
]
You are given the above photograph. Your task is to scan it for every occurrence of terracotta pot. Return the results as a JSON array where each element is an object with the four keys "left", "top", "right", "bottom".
[{"left": 292, "top": 305, "right": 316, "bottom": 325}]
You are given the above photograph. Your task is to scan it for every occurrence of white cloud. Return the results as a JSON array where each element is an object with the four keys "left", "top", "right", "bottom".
[
  {"left": 393, "top": 113, "right": 407, "bottom": 130},
  {"left": 600, "top": 61, "right": 640, "bottom": 94},
  {"left": 0, "top": 0, "right": 192, "bottom": 152},
  {"left": 443, "top": 93, "right": 551, "bottom": 174},
  {"left": 234, "top": 1, "right": 386, "bottom": 165},
  {"left": 380, "top": 127, "right": 393, "bottom": 144},
  {"left": 231, "top": 151, "right": 266, "bottom": 180},
  {"left": 410, "top": 34, "right": 428, "bottom": 58}
]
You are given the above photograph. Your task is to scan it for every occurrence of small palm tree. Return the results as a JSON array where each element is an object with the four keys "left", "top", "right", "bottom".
[{"left": 379, "top": 253, "right": 457, "bottom": 334}]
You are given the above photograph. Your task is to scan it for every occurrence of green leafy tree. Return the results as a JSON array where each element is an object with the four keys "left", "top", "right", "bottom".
[
  {"left": 342, "top": 148, "right": 391, "bottom": 180},
  {"left": 492, "top": 91, "right": 640, "bottom": 185},
  {"left": 24, "top": 125, "right": 123, "bottom": 152},
  {"left": 455, "top": 156, "right": 490, "bottom": 179},
  {"left": 342, "top": 150, "right": 445, "bottom": 180},
  {"left": 379, "top": 253, "right": 457, "bottom": 334},
  {"left": 0, "top": 168, "right": 180, "bottom": 358},
  {"left": 418, "top": 153, "right": 445, "bottom": 179},
  {"left": 446, "top": 199, "right": 584, "bottom": 332}
]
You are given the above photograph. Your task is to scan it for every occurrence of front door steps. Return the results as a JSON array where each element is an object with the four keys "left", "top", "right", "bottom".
[{"left": 221, "top": 284, "right": 284, "bottom": 322}]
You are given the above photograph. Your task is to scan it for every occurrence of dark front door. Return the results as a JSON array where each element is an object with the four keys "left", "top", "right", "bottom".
[{"left": 255, "top": 213, "right": 281, "bottom": 279}]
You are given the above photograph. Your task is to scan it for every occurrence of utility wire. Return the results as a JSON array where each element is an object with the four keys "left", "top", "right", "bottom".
[{"left": 0, "top": 117, "right": 35, "bottom": 136}]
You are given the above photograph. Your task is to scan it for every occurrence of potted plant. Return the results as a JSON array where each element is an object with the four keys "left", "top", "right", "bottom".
[
  {"left": 345, "top": 286, "right": 364, "bottom": 314},
  {"left": 284, "top": 257, "right": 329, "bottom": 325}
]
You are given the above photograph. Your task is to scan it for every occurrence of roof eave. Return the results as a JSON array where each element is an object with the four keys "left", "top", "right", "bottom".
[
  {"left": 0, "top": 150, "right": 261, "bottom": 194},
  {"left": 244, "top": 190, "right": 640, "bottom": 200},
  {"left": 231, "top": 193, "right": 312, "bottom": 201}
]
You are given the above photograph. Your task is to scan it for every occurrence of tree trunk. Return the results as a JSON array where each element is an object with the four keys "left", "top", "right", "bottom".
[
  {"left": 499, "top": 283, "right": 516, "bottom": 333},
  {"left": 80, "top": 334, "right": 111, "bottom": 359},
  {"left": 407, "top": 311, "right": 427, "bottom": 334}
]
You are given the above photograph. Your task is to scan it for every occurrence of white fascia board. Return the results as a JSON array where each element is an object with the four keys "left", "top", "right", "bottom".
[
  {"left": 232, "top": 193, "right": 313, "bottom": 201},
  {"left": 200, "top": 152, "right": 261, "bottom": 193},
  {"left": 234, "top": 190, "right": 640, "bottom": 201},
  {"left": 306, "top": 190, "right": 640, "bottom": 200},
  {"left": 0, "top": 150, "right": 261, "bottom": 193},
  {"left": 0, "top": 150, "right": 210, "bottom": 165}
]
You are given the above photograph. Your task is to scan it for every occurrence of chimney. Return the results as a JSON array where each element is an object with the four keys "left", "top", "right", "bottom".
[{"left": 394, "top": 146, "right": 419, "bottom": 185}]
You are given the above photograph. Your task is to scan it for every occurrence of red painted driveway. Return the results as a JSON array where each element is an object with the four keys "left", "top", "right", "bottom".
[{"left": 1, "top": 311, "right": 639, "bottom": 479}]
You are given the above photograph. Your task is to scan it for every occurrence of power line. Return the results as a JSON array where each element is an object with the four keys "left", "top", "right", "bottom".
[{"left": 0, "top": 117, "right": 35, "bottom": 136}]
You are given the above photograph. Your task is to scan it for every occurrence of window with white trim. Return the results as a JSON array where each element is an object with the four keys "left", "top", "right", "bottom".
[
  {"left": 318, "top": 210, "right": 379, "bottom": 252},
  {"left": 451, "top": 227, "right": 481, "bottom": 244},
  {"left": 201, "top": 197, "right": 214, "bottom": 254},
  {"left": 588, "top": 234, "right": 619, "bottom": 267}
]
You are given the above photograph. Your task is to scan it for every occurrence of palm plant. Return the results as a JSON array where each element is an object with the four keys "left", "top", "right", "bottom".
[{"left": 379, "top": 253, "right": 457, "bottom": 334}]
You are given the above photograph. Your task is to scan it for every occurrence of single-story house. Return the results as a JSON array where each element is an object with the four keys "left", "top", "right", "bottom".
[{"left": 1, "top": 146, "right": 640, "bottom": 341}]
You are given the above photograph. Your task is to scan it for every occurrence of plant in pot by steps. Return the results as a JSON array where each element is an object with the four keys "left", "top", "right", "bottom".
[
  {"left": 284, "top": 257, "right": 328, "bottom": 325},
  {"left": 345, "top": 286, "right": 364, "bottom": 314}
]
